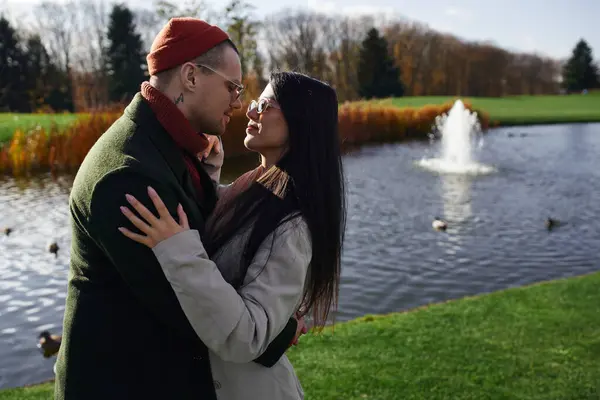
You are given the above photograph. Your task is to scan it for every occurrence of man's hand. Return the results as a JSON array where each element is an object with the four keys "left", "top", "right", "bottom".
[
  {"left": 200, "top": 134, "right": 221, "bottom": 160},
  {"left": 290, "top": 313, "right": 308, "bottom": 347}
]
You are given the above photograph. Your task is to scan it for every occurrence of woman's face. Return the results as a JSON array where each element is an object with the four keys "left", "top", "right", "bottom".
[{"left": 244, "top": 83, "right": 289, "bottom": 157}]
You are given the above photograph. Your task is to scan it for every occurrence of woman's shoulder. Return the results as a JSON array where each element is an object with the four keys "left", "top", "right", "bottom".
[
  {"left": 273, "top": 214, "right": 311, "bottom": 251},
  {"left": 243, "top": 213, "right": 312, "bottom": 286}
]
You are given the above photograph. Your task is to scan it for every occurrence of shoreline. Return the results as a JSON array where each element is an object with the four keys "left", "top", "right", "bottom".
[
  {"left": 2, "top": 101, "right": 600, "bottom": 147},
  {"left": 489, "top": 117, "right": 600, "bottom": 127},
  {"left": 2, "top": 270, "right": 599, "bottom": 397},
  {"left": 2, "top": 118, "right": 599, "bottom": 149}
]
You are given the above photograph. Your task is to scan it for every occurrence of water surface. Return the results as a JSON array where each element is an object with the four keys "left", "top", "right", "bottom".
[{"left": 1, "top": 123, "right": 599, "bottom": 388}]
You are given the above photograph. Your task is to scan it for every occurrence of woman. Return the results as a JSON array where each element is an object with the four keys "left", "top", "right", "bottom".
[{"left": 118, "top": 71, "right": 346, "bottom": 399}]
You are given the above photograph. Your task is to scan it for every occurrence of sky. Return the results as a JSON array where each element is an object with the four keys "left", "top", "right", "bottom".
[{"left": 2, "top": 0, "right": 599, "bottom": 61}]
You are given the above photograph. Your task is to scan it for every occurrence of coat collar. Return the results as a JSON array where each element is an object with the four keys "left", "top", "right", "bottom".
[{"left": 123, "top": 93, "right": 215, "bottom": 219}]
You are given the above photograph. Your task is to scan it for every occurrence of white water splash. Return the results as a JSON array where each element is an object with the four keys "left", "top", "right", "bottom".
[{"left": 418, "top": 100, "right": 495, "bottom": 175}]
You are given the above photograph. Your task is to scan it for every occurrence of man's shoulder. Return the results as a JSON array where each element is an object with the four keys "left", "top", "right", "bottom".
[{"left": 70, "top": 121, "right": 158, "bottom": 206}]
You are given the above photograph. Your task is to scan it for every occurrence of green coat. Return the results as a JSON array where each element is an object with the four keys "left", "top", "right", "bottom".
[{"left": 54, "top": 94, "right": 297, "bottom": 400}]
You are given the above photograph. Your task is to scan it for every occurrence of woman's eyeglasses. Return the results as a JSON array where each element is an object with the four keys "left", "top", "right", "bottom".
[{"left": 248, "top": 99, "right": 280, "bottom": 114}]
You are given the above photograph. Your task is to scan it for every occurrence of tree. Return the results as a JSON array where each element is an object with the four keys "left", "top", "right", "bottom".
[
  {"left": 357, "top": 27, "right": 404, "bottom": 99},
  {"left": 32, "top": 2, "right": 77, "bottom": 111},
  {"left": 562, "top": 39, "right": 599, "bottom": 92},
  {"left": 106, "top": 4, "right": 146, "bottom": 103},
  {"left": 34, "top": 1, "right": 77, "bottom": 73},
  {"left": 264, "top": 10, "right": 335, "bottom": 81},
  {"left": 251, "top": 51, "right": 267, "bottom": 88},
  {"left": 69, "top": 0, "right": 110, "bottom": 110},
  {"left": 222, "top": 0, "right": 260, "bottom": 77},
  {"left": 0, "top": 16, "right": 29, "bottom": 112},
  {"left": 24, "top": 35, "right": 75, "bottom": 112},
  {"left": 24, "top": 35, "right": 54, "bottom": 111},
  {"left": 330, "top": 16, "right": 371, "bottom": 102},
  {"left": 155, "top": 0, "right": 214, "bottom": 22},
  {"left": 134, "top": 8, "right": 163, "bottom": 52}
]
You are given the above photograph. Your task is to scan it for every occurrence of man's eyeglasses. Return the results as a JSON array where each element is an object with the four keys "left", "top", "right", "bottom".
[
  {"left": 248, "top": 98, "right": 280, "bottom": 114},
  {"left": 195, "top": 64, "right": 244, "bottom": 100}
]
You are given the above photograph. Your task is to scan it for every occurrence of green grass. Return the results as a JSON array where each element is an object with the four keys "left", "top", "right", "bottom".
[
  {"left": 0, "top": 382, "right": 53, "bottom": 400},
  {"left": 2, "top": 271, "right": 599, "bottom": 399},
  {"left": 389, "top": 93, "right": 600, "bottom": 126},
  {"left": 0, "top": 113, "right": 82, "bottom": 144}
]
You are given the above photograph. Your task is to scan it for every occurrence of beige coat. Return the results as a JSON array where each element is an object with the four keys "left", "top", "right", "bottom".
[{"left": 153, "top": 142, "right": 311, "bottom": 399}]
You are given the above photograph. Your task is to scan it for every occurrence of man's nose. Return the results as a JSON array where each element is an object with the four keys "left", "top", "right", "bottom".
[{"left": 231, "top": 96, "right": 242, "bottom": 110}]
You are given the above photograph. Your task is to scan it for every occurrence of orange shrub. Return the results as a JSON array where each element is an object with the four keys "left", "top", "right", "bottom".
[
  {"left": 0, "top": 112, "right": 120, "bottom": 176},
  {"left": 337, "top": 101, "right": 489, "bottom": 144},
  {"left": 0, "top": 100, "right": 490, "bottom": 177}
]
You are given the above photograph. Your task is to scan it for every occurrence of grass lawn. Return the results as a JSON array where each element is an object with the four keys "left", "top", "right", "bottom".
[
  {"left": 0, "top": 113, "right": 82, "bottom": 144},
  {"left": 389, "top": 93, "right": 600, "bottom": 126},
  {"left": 2, "top": 271, "right": 599, "bottom": 399}
]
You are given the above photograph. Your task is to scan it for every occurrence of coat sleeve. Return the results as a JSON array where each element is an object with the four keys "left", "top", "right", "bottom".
[{"left": 152, "top": 218, "right": 312, "bottom": 363}]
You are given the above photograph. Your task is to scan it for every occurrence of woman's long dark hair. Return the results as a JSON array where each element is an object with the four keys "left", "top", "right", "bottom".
[{"left": 203, "top": 71, "right": 346, "bottom": 328}]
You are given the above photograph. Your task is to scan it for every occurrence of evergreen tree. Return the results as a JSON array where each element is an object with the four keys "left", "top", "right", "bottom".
[
  {"left": 24, "top": 35, "right": 59, "bottom": 111},
  {"left": 22, "top": 35, "right": 73, "bottom": 112},
  {"left": 562, "top": 39, "right": 599, "bottom": 92},
  {"left": 106, "top": 4, "right": 146, "bottom": 103},
  {"left": 357, "top": 28, "right": 404, "bottom": 99},
  {"left": 0, "top": 16, "right": 29, "bottom": 112}
]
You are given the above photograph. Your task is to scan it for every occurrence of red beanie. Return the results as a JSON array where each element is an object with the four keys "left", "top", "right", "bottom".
[{"left": 147, "top": 17, "right": 230, "bottom": 76}]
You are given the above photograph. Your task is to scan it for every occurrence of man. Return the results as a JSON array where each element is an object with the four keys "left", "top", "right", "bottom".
[{"left": 55, "top": 18, "right": 298, "bottom": 400}]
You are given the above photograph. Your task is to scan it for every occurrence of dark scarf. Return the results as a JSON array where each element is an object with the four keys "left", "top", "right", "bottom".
[
  {"left": 205, "top": 164, "right": 265, "bottom": 287},
  {"left": 140, "top": 81, "right": 209, "bottom": 201},
  {"left": 210, "top": 165, "right": 266, "bottom": 222}
]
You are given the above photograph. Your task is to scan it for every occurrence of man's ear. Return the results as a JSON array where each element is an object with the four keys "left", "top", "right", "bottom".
[{"left": 179, "top": 64, "right": 196, "bottom": 92}]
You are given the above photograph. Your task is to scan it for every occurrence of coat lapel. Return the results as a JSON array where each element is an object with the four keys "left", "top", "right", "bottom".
[{"left": 123, "top": 94, "right": 206, "bottom": 228}]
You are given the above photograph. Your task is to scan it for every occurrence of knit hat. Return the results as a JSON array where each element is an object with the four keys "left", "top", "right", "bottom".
[{"left": 147, "top": 17, "right": 230, "bottom": 76}]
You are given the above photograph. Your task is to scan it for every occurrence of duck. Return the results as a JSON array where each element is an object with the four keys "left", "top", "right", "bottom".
[
  {"left": 38, "top": 331, "right": 62, "bottom": 358},
  {"left": 3, "top": 227, "right": 12, "bottom": 236},
  {"left": 545, "top": 217, "right": 562, "bottom": 230},
  {"left": 48, "top": 241, "right": 59, "bottom": 257},
  {"left": 432, "top": 217, "right": 448, "bottom": 231}
]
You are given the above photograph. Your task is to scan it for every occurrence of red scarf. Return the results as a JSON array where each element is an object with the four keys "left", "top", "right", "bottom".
[{"left": 140, "top": 81, "right": 209, "bottom": 201}]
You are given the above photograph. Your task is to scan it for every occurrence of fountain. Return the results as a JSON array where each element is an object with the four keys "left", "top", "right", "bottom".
[{"left": 418, "top": 99, "right": 494, "bottom": 175}]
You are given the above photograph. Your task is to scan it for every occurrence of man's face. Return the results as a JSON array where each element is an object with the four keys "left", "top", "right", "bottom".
[{"left": 188, "top": 46, "right": 243, "bottom": 135}]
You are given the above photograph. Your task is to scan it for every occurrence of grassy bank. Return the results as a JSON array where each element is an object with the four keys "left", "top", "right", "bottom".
[
  {"left": 0, "top": 114, "right": 82, "bottom": 144},
  {"left": 2, "top": 271, "right": 599, "bottom": 399},
  {"left": 389, "top": 93, "right": 600, "bottom": 126}
]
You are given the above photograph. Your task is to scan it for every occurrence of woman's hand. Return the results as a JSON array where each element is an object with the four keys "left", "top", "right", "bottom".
[
  {"left": 199, "top": 134, "right": 222, "bottom": 161},
  {"left": 118, "top": 186, "right": 189, "bottom": 248}
]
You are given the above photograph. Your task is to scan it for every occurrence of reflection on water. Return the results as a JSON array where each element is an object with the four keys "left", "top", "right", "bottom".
[
  {"left": 2, "top": 124, "right": 600, "bottom": 389},
  {"left": 440, "top": 173, "right": 473, "bottom": 226}
]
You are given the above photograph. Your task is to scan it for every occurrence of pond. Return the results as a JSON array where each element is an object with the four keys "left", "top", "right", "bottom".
[{"left": 1, "top": 122, "right": 599, "bottom": 389}]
